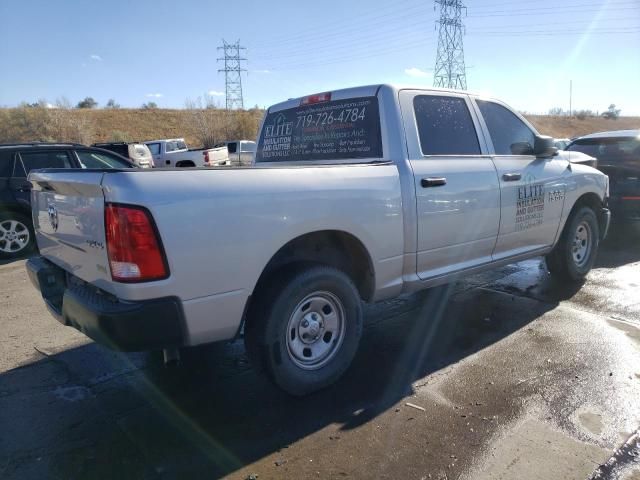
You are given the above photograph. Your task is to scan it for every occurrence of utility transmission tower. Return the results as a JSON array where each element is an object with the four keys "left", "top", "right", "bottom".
[
  {"left": 217, "top": 39, "right": 247, "bottom": 110},
  {"left": 433, "top": 0, "right": 468, "bottom": 90}
]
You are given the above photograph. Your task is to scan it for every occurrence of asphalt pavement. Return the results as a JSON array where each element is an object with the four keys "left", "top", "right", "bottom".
[{"left": 1, "top": 225, "right": 639, "bottom": 480}]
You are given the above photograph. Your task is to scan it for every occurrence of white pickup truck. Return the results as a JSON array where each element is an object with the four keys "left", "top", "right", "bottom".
[
  {"left": 204, "top": 140, "right": 256, "bottom": 167},
  {"left": 27, "top": 85, "right": 610, "bottom": 395},
  {"left": 144, "top": 138, "right": 215, "bottom": 168}
]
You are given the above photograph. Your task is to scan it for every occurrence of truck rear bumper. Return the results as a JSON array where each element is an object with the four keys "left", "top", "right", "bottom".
[{"left": 26, "top": 256, "right": 186, "bottom": 351}]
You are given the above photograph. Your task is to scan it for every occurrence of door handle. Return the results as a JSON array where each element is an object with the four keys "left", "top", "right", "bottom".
[
  {"left": 421, "top": 177, "right": 447, "bottom": 188},
  {"left": 502, "top": 173, "right": 522, "bottom": 182}
]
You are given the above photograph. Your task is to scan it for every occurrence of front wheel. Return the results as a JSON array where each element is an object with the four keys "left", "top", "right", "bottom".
[
  {"left": 245, "top": 266, "right": 363, "bottom": 396},
  {"left": 546, "top": 206, "right": 600, "bottom": 281}
]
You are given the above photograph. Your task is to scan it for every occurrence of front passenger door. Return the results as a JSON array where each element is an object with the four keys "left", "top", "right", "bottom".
[{"left": 474, "top": 100, "right": 568, "bottom": 260}]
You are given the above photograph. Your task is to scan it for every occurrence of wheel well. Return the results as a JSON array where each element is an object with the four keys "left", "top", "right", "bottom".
[
  {"left": 253, "top": 231, "right": 375, "bottom": 303},
  {"left": 0, "top": 204, "right": 31, "bottom": 219},
  {"left": 175, "top": 160, "right": 195, "bottom": 168},
  {"left": 567, "top": 192, "right": 605, "bottom": 232}
]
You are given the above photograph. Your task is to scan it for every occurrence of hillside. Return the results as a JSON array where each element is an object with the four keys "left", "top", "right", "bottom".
[
  {"left": 0, "top": 107, "right": 637, "bottom": 148},
  {"left": 525, "top": 115, "right": 639, "bottom": 139}
]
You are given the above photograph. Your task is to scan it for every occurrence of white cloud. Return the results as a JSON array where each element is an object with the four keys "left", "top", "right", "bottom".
[
  {"left": 207, "top": 90, "right": 224, "bottom": 96},
  {"left": 89, "top": 54, "right": 102, "bottom": 61},
  {"left": 404, "top": 67, "right": 430, "bottom": 78},
  {"left": 252, "top": 69, "right": 271, "bottom": 74},
  {"left": 145, "top": 93, "right": 163, "bottom": 98}
]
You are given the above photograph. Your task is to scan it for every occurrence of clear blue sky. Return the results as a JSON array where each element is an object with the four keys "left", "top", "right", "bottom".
[{"left": 1, "top": 0, "right": 639, "bottom": 114}]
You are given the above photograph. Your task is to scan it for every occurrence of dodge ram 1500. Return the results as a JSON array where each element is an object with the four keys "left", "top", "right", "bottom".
[{"left": 26, "top": 85, "right": 610, "bottom": 395}]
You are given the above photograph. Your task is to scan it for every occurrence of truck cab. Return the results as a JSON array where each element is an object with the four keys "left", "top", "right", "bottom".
[{"left": 144, "top": 138, "right": 205, "bottom": 168}]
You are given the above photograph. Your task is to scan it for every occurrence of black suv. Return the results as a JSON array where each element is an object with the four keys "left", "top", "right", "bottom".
[
  {"left": 566, "top": 130, "right": 640, "bottom": 223},
  {"left": 0, "top": 143, "right": 134, "bottom": 259}
]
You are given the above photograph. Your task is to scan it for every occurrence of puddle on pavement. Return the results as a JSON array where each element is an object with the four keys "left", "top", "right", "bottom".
[{"left": 578, "top": 411, "right": 605, "bottom": 436}]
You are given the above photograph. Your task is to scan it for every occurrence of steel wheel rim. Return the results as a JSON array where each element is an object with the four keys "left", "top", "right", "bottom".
[
  {"left": 285, "top": 291, "right": 346, "bottom": 370},
  {"left": 0, "top": 219, "right": 30, "bottom": 254},
  {"left": 571, "top": 220, "right": 592, "bottom": 267}
]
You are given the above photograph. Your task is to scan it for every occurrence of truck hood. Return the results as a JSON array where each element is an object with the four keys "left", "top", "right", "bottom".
[{"left": 556, "top": 150, "right": 597, "bottom": 167}]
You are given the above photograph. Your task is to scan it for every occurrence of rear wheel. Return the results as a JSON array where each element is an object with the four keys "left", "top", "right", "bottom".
[
  {"left": 245, "top": 265, "right": 363, "bottom": 396},
  {"left": 0, "top": 212, "right": 35, "bottom": 259},
  {"left": 546, "top": 206, "right": 599, "bottom": 281}
]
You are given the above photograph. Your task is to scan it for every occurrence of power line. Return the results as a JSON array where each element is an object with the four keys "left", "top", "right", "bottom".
[
  {"left": 252, "top": 0, "right": 636, "bottom": 52},
  {"left": 468, "top": 4, "right": 639, "bottom": 18},
  {"left": 256, "top": 29, "right": 435, "bottom": 63},
  {"left": 433, "top": 0, "right": 468, "bottom": 90},
  {"left": 217, "top": 39, "right": 247, "bottom": 110}
]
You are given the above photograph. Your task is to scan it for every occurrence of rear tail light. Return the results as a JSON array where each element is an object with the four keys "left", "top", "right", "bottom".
[
  {"left": 105, "top": 204, "right": 169, "bottom": 282},
  {"left": 204, "top": 151, "right": 210, "bottom": 164},
  {"left": 300, "top": 92, "right": 331, "bottom": 106}
]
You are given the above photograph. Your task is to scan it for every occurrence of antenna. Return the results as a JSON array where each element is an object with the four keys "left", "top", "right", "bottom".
[
  {"left": 433, "top": 0, "right": 468, "bottom": 90},
  {"left": 217, "top": 39, "right": 247, "bottom": 110}
]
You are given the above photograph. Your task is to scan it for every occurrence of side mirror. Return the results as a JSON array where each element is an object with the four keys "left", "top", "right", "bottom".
[
  {"left": 533, "top": 135, "right": 558, "bottom": 158},
  {"left": 510, "top": 142, "right": 533, "bottom": 155}
]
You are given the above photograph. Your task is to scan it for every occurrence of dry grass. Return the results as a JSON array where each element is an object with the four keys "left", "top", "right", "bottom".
[
  {"left": 0, "top": 107, "right": 264, "bottom": 148},
  {"left": 0, "top": 107, "right": 637, "bottom": 147},
  {"left": 526, "top": 115, "right": 640, "bottom": 139}
]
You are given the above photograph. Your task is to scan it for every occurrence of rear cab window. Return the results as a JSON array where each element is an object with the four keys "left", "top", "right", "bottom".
[
  {"left": 255, "top": 96, "right": 383, "bottom": 162},
  {"left": 147, "top": 143, "right": 161, "bottom": 155}
]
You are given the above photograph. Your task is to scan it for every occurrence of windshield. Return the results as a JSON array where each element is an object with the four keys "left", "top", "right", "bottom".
[{"left": 255, "top": 96, "right": 383, "bottom": 162}]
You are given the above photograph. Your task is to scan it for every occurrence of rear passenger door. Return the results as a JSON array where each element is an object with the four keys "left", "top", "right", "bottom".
[
  {"left": 400, "top": 91, "right": 501, "bottom": 280},
  {"left": 473, "top": 99, "right": 568, "bottom": 259},
  {"left": 11, "top": 150, "right": 73, "bottom": 208}
]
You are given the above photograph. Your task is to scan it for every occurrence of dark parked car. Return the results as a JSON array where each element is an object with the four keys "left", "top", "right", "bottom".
[
  {"left": 566, "top": 130, "right": 640, "bottom": 222},
  {"left": 0, "top": 143, "right": 135, "bottom": 259}
]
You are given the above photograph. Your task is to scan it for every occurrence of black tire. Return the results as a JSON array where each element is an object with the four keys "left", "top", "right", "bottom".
[
  {"left": 546, "top": 206, "right": 600, "bottom": 281},
  {"left": 0, "top": 211, "right": 36, "bottom": 260},
  {"left": 245, "top": 265, "right": 363, "bottom": 396}
]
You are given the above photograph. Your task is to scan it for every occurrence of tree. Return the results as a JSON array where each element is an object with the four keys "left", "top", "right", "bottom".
[
  {"left": 548, "top": 107, "right": 565, "bottom": 116},
  {"left": 76, "top": 97, "right": 98, "bottom": 109},
  {"left": 601, "top": 104, "right": 621, "bottom": 120},
  {"left": 141, "top": 102, "right": 157, "bottom": 109},
  {"left": 105, "top": 98, "right": 120, "bottom": 109},
  {"left": 574, "top": 109, "right": 595, "bottom": 120}
]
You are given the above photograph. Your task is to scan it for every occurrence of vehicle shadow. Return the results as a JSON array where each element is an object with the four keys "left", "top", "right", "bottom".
[
  {"left": 0, "top": 251, "right": 35, "bottom": 267},
  {"left": 596, "top": 222, "right": 640, "bottom": 269},
  {"left": 0, "top": 274, "right": 560, "bottom": 479}
]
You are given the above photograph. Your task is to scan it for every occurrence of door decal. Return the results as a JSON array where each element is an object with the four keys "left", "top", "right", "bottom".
[{"left": 515, "top": 174, "right": 545, "bottom": 232}]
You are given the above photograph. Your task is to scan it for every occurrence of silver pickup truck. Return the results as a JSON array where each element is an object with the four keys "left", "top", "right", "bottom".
[{"left": 26, "top": 85, "right": 610, "bottom": 395}]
